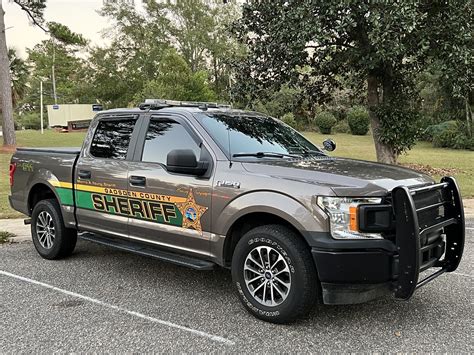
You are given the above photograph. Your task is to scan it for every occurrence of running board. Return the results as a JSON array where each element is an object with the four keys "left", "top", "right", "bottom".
[{"left": 79, "top": 232, "right": 215, "bottom": 271}]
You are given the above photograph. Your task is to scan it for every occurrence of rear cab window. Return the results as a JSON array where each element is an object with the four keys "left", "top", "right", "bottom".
[{"left": 90, "top": 118, "right": 136, "bottom": 160}]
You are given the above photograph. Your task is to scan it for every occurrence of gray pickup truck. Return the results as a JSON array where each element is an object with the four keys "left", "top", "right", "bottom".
[{"left": 9, "top": 99, "right": 465, "bottom": 323}]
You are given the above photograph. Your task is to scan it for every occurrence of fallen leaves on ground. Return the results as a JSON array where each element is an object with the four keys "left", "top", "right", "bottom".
[{"left": 401, "top": 163, "right": 461, "bottom": 176}]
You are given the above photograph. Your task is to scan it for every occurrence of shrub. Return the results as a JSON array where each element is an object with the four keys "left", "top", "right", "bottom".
[
  {"left": 315, "top": 111, "right": 337, "bottom": 134},
  {"left": 281, "top": 112, "right": 297, "bottom": 129},
  {"left": 333, "top": 120, "right": 350, "bottom": 134},
  {"left": 16, "top": 112, "right": 45, "bottom": 130},
  {"left": 423, "top": 121, "right": 458, "bottom": 142},
  {"left": 347, "top": 106, "right": 370, "bottom": 135},
  {"left": 431, "top": 121, "right": 474, "bottom": 150}
]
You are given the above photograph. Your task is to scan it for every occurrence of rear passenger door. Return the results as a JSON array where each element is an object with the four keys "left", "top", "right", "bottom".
[
  {"left": 126, "top": 113, "right": 214, "bottom": 257},
  {"left": 74, "top": 114, "right": 141, "bottom": 237}
]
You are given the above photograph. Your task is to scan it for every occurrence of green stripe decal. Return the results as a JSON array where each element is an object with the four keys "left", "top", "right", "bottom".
[
  {"left": 56, "top": 187, "right": 74, "bottom": 206},
  {"left": 50, "top": 182, "right": 207, "bottom": 232},
  {"left": 73, "top": 190, "right": 183, "bottom": 226}
]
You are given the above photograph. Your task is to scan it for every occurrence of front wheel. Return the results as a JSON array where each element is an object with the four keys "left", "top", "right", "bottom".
[
  {"left": 231, "top": 224, "right": 318, "bottom": 323},
  {"left": 31, "top": 199, "right": 77, "bottom": 260}
]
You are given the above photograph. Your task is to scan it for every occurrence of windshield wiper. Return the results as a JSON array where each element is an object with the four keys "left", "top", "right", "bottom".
[{"left": 232, "top": 152, "right": 298, "bottom": 159}]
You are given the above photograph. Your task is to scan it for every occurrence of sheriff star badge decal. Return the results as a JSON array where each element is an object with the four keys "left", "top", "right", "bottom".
[{"left": 175, "top": 189, "right": 208, "bottom": 233}]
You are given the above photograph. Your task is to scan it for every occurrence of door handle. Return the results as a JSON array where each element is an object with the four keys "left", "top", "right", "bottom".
[
  {"left": 78, "top": 170, "right": 91, "bottom": 179},
  {"left": 129, "top": 175, "right": 146, "bottom": 186}
]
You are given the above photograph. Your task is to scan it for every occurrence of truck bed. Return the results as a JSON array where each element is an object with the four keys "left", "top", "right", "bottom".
[{"left": 16, "top": 147, "right": 81, "bottom": 155}]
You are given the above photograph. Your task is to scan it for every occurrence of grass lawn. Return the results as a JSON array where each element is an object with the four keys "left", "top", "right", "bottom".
[{"left": 0, "top": 129, "right": 472, "bottom": 218}]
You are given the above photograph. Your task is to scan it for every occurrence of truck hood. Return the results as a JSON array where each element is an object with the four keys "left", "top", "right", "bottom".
[{"left": 241, "top": 157, "right": 434, "bottom": 196}]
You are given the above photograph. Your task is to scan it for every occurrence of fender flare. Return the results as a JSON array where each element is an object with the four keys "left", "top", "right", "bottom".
[{"left": 214, "top": 190, "right": 323, "bottom": 238}]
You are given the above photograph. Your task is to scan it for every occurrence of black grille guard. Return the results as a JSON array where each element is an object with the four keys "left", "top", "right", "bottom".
[{"left": 391, "top": 176, "right": 465, "bottom": 300}]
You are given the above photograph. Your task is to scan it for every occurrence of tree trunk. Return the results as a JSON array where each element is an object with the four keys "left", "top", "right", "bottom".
[
  {"left": 213, "top": 55, "right": 219, "bottom": 95},
  {"left": 465, "top": 94, "right": 472, "bottom": 138},
  {"left": 0, "top": 2, "right": 16, "bottom": 146},
  {"left": 367, "top": 74, "right": 397, "bottom": 164}
]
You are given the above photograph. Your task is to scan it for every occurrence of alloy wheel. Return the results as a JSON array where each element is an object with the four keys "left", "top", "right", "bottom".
[
  {"left": 243, "top": 246, "right": 292, "bottom": 307},
  {"left": 36, "top": 211, "right": 55, "bottom": 249}
]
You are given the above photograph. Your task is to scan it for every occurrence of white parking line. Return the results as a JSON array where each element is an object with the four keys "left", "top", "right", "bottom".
[{"left": 0, "top": 270, "right": 235, "bottom": 346}]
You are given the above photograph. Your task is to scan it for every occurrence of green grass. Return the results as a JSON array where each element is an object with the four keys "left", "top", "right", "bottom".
[
  {"left": 304, "top": 132, "right": 474, "bottom": 197},
  {"left": 0, "top": 230, "right": 16, "bottom": 243},
  {"left": 0, "top": 130, "right": 472, "bottom": 218}
]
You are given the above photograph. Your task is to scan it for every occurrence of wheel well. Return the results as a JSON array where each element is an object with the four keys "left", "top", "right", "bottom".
[
  {"left": 223, "top": 212, "right": 309, "bottom": 266},
  {"left": 28, "top": 183, "right": 56, "bottom": 215}
]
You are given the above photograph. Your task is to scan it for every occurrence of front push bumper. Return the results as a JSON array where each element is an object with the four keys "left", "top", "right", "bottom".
[{"left": 308, "top": 176, "right": 465, "bottom": 305}]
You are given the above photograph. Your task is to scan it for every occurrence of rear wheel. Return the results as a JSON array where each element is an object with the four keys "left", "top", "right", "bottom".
[
  {"left": 31, "top": 199, "right": 77, "bottom": 260},
  {"left": 231, "top": 224, "right": 318, "bottom": 323}
]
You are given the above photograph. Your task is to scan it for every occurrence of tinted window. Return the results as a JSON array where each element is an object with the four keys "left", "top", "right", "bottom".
[
  {"left": 196, "top": 113, "right": 321, "bottom": 158},
  {"left": 142, "top": 118, "right": 201, "bottom": 165},
  {"left": 90, "top": 119, "right": 136, "bottom": 160}
]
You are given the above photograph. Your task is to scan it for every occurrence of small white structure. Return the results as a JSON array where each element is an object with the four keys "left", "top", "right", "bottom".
[{"left": 46, "top": 104, "right": 102, "bottom": 128}]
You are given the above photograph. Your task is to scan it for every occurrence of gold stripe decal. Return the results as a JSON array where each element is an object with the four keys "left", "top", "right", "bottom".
[
  {"left": 49, "top": 180, "right": 74, "bottom": 189},
  {"left": 48, "top": 180, "right": 187, "bottom": 203}
]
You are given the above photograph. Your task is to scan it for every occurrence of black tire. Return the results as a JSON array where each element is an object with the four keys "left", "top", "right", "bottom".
[
  {"left": 31, "top": 199, "right": 77, "bottom": 260},
  {"left": 231, "top": 224, "right": 318, "bottom": 323}
]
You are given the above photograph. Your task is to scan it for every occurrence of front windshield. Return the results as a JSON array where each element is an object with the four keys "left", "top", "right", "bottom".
[{"left": 195, "top": 112, "right": 323, "bottom": 158}]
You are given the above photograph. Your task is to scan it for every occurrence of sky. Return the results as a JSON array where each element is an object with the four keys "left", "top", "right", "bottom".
[{"left": 3, "top": 0, "right": 141, "bottom": 58}]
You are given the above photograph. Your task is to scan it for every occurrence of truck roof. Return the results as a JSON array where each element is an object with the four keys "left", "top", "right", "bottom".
[
  {"left": 98, "top": 106, "right": 262, "bottom": 118},
  {"left": 96, "top": 98, "right": 263, "bottom": 118}
]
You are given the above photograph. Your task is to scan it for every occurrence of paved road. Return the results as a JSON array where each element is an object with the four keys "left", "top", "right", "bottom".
[{"left": 0, "top": 220, "right": 472, "bottom": 352}]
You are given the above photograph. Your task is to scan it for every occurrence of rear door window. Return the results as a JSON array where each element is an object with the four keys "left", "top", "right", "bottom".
[{"left": 90, "top": 119, "right": 136, "bottom": 160}]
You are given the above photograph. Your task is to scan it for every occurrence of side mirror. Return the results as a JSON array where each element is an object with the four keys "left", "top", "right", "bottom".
[
  {"left": 322, "top": 139, "right": 336, "bottom": 152},
  {"left": 166, "top": 149, "right": 209, "bottom": 176}
]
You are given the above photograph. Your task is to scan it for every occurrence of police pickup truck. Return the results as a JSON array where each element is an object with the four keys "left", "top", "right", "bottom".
[{"left": 9, "top": 99, "right": 465, "bottom": 323}]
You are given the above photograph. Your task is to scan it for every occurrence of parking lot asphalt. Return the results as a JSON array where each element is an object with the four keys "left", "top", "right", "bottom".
[{"left": 0, "top": 219, "right": 472, "bottom": 352}]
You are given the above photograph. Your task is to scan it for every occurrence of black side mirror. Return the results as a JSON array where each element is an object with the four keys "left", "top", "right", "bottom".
[
  {"left": 166, "top": 149, "right": 209, "bottom": 176},
  {"left": 322, "top": 138, "right": 336, "bottom": 152}
]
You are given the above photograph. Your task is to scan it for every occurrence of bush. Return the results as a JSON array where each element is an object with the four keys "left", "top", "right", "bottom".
[
  {"left": 281, "top": 112, "right": 297, "bottom": 129},
  {"left": 16, "top": 112, "right": 44, "bottom": 130},
  {"left": 333, "top": 120, "right": 350, "bottom": 133},
  {"left": 347, "top": 106, "right": 370, "bottom": 135},
  {"left": 315, "top": 111, "right": 337, "bottom": 134},
  {"left": 431, "top": 121, "right": 473, "bottom": 150},
  {"left": 423, "top": 121, "right": 458, "bottom": 142}
]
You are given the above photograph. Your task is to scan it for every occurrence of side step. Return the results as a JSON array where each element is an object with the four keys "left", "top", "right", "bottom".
[{"left": 79, "top": 232, "right": 215, "bottom": 271}]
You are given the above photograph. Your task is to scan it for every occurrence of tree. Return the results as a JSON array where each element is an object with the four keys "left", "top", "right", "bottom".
[
  {"left": 8, "top": 48, "right": 29, "bottom": 107},
  {"left": 1, "top": 0, "right": 47, "bottom": 146},
  {"left": 86, "top": 0, "right": 171, "bottom": 107},
  {"left": 134, "top": 50, "right": 215, "bottom": 103},
  {"left": 24, "top": 39, "right": 86, "bottom": 108},
  {"left": 234, "top": 1, "right": 473, "bottom": 163}
]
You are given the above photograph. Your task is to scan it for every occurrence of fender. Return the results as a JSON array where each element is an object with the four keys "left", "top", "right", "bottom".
[
  {"left": 26, "top": 169, "right": 76, "bottom": 229},
  {"left": 214, "top": 190, "right": 328, "bottom": 239}
]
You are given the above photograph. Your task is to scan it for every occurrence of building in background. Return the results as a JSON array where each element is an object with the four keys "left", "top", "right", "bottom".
[{"left": 46, "top": 104, "right": 103, "bottom": 130}]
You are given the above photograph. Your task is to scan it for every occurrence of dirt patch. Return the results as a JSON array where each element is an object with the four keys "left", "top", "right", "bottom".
[
  {"left": 401, "top": 163, "right": 462, "bottom": 176},
  {"left": 0, "top": 145, "right": 17, "bottom": 153}
]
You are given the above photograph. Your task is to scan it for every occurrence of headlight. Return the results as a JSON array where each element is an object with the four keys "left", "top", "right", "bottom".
[{"left": 316, "top": 196, "right": 383, "bottom": 239}]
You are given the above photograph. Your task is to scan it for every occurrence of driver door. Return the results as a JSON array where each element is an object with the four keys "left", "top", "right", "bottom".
[{"left": 126, "top": 113, "right": 215, "bottom": 258}]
